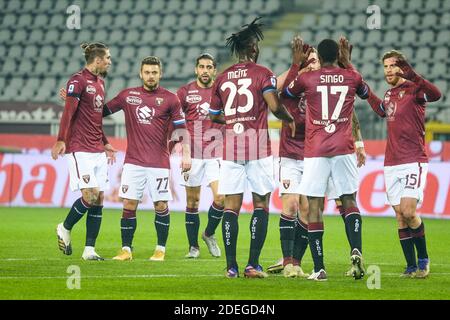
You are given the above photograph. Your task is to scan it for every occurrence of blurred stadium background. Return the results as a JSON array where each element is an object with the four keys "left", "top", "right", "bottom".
[{"left": 0, "top": 0, "right": 449, "bottom": 217}]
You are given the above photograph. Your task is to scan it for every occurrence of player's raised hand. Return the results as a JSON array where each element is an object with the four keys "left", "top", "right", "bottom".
[
  {"left": 59, "top": 87, "right": 67, "bottom": 101},
  {"left": 51, "top": 141, "right": 66, "bottom": 160},
  {"left": 338, "top": 36, "right": 353, "bottom": 69},
  {"left": 356, "top": 146, "right": 366, "bottom": 168},
  {"left": 291, "top": 35, "right": 313, "bottom": 68},
  {"left": 395, "top": 57, "right": 420, "bottom": 82},
  {"left": 104, "top": 143, "right": 117, "bottom": 165}
]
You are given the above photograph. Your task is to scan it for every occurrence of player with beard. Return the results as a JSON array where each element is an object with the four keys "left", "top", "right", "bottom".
[
  {"left": 60, "top": 56, "right": 191, "bottom": 261},
  {"left": 209, "top": 17, "right": 297, "bottom": 278},
  {"left": 366, "top": 50, "right": 441, "bottom": 278},
  {"left": 175, "top": 54, "right": 225, "bottom": 259},
  {"left": 53, "top": 42, "right": 116, "bottom": 260},
  {"left": 269, "top": 37, "right": 367, "bottom": 278}
]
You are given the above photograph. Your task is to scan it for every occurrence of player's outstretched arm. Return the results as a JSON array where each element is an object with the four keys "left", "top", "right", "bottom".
[
  {"left": 59, "top": 87, "right": 122, "bottom": 117},
  {"left": 366, "top": 87, "right": 386, "bottom": 118}
]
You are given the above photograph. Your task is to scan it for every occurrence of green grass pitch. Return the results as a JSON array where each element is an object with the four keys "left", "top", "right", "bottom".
[{"left": 0, "top": 207, "right": 449, "bottom": 300}]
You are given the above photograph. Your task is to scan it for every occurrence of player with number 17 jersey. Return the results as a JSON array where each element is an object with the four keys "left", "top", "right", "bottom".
[
  {"left": 285, "top": 66, "right": 368, "bottom": 158},
  {"left": 284, "top": 65, "right": 369, "bottom": 197},
  {"left": 210, "top": 62, "right": 277, "bottom": 162}
]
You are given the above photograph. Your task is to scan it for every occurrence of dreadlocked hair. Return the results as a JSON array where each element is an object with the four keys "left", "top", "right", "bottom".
[{"left": 226, "top": 17, "right": 264, "bottom": 58}]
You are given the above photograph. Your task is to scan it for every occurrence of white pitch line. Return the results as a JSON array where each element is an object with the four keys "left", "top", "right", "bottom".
[
  {"left": 0, "top": 258, "right": 448, "bottom": 267},
  {"left": 0, "top": 274, "right": 225, "bottom": 280}
]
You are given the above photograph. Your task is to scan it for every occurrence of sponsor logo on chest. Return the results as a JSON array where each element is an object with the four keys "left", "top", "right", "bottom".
[
  {"left": 135, "top": 105, "right": 155, "bottom": 125},
  {"left": 86, "top": 85, "right": 96, "bottom": 94},
  {"left": 186, "top": 94, "right": 202, "bottom": 104},
  {"left": 126, "top": 96, "right": 143, "bottom": 105}
]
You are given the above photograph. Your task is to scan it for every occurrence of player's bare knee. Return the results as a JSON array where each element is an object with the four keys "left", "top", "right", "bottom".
[
  {"left": 94, "top": 192, "right": 104, "bottom": 206},
  {"left": 186, "top": 195, "right": 200, "bottom": 209},
  {"left": 81, "top": 189, "right": 99, "bottom": 206},
  {"left": 400, "top": 205, "right": 417, "bottom": 220},
  {"left": 154, "top": 201, "right": 168, "bottom": 212},
  {"left": 213, "top": 194, "right": 225, "bottom": 207},
  {"left": 283, "top": 197, "right": 298, "bottom": 216},
  {"left": 123, "top": 198, "right": 138, "bottom": 210},
  {"left": 340, "top": 193, "right": 357, "bottom": 209}
]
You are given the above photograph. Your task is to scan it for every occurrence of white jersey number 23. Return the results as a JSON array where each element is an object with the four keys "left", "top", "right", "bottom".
[{"left": 221, "top": 79, "right": 254, "bottom": 116}]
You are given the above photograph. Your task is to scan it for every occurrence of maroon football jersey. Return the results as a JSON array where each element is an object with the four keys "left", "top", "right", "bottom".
[
  {"left": 210, "top": 62, "right": 277, "bottom": 161},
  {"left": 285, "top": 65, "right": 368, "bottom": 158},
  {"left": 381, "top": 81, "right": 429, "bottom": 166},
  {"left": 64, "top": 68, "right": 105, "bottom": 153},
  {"left": 177, "top": 81, "right": 223, "bottom": 159},
  {"left": 106, "top": 86, "right": 185, "bottom": 168},
  {"left": 279, "top": 93, "right": 306, "bottom": 160}
]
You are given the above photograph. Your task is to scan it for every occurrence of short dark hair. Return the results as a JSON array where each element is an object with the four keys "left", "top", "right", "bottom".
[
  {"left": 226, "top": 17, "right": 264, "bottom": 58},
  {"left": 381, "top": 50, "right": 406, "bottom": 64},
  {"left": 80, "top": 42, "right": 108, "bottom": 64},
  {"left": 317, "top": 39, "right": 339, "bottom": 63},
  {"left": 196, "top": 53, "right": 216, "bottom": 68},
  {"left": 141, "top": 56, "right": 162, "bottom": 71}
]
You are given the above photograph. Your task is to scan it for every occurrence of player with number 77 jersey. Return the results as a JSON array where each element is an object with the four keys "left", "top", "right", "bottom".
[{"left": 282, "top": 38, "right": 370, "bottom": 281}]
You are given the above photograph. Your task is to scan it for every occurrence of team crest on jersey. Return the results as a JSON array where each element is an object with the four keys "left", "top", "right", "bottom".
[
  {"left": 282, "top": 180, "right": 291, "bottom": 189},
  {"left": 86, "top": 85, "right": 96, "bottom": 94},
  {"left": 126, "top": 96, "right": 143, "bottom": 105},
  {"left": 82, "top": 175, "right": 90, "bottom": 184},
  {"left": 155, "top": 97, "right": 164, "bottom": 106},
  {"left": 398, "top": 90, "right": 405, "bottom": 100},
  {"left": 122, "top": 185, "right": 129, "bottom": 193},
  {"left": 136, "top": 105, "right": 155, "bottom": 124},
  {"left": 187, "top": 95, "right": 202, "bottom": 104}
]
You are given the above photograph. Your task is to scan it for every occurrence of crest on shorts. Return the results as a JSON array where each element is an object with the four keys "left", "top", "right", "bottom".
[
  {"left": 183, "top": 172, "right": 189, "bottom": 182},
  {"left": 82, "top": 175, "right": 90, "bottom": 184},
  {"left": 122, "top": 185, "right": 129, "bottom": 193},
  {"left": 283, "top": 179, "right": 291, "bottom": 189},
  {"left": 156, "top": 97, "right": 164, "bottom": 106}
]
